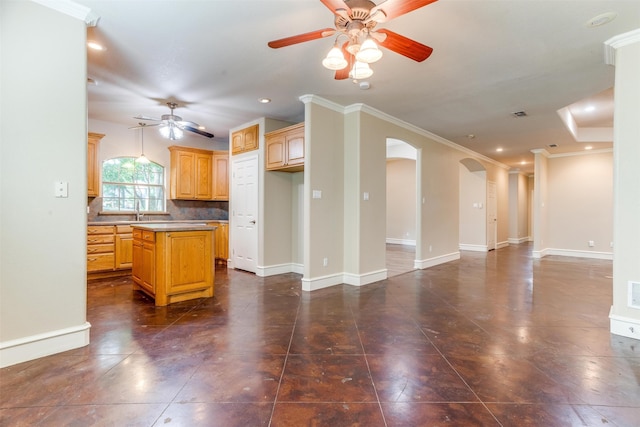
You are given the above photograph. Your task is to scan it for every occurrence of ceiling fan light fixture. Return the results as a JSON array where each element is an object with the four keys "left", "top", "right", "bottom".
[
  {"left": 349, "top": 61, "right": 373, "bottom": 80},
  {"left": 322, "top": 45, "right": 348, "bottom": 70},
  {"left": 356, "top": 37, "right": 382, "bottom": 63},
  {"left": 160, "top": 123, "right": 183, "bottom": 140}
]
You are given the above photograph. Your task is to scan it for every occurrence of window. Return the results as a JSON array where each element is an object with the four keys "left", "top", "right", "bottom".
[{"left": 102, "top": 157, "right": 165, "bottom": 212}]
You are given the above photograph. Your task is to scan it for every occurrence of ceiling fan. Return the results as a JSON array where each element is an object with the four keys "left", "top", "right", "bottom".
[
  {"left": 133, "top": 102, "right": 214, "bottom": 140},
  {"left": 267, "top": 0, "right": 437, "bottom": 80}
]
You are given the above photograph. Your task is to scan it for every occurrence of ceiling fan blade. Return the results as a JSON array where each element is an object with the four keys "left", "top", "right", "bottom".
[
  {"left": 371, "top": 0, "right": 438, "bottom": 22},
  {"left": 376, "top": 29, "right": 433, "bottom": 62},
  {"left": 133, "top": 115, "right": 161, "bottom": 121},
  {"left": 128, "top": 123, "right": 160, "bottom": 129},
  {"left": 335, "top": 42, "right": 353, "bottom": 80},
  {"left": 268, "top": 28, "right": 335, "bottom": 49},
  {"left": 320, "top": 0, "right": 351, "bottom": 15},
  {"left": 183, "top": 125, "right": 214, "bottom": 139}
]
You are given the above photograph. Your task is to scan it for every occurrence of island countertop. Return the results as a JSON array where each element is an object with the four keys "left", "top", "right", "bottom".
[
  {"left": 131, "top": 223, "right": 216, "bottom": 232},
  {"left": 89, "top": 219, "right": 227, "bottom": 226}
]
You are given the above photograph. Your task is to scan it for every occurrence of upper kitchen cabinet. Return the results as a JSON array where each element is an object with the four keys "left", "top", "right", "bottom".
[
  {"left": 169, "top": 146, "right": 229, "bottom": 201},
  {"left": 231, "top": 124, "right": 258, "bottom": 155},
  {"left": 265, "top": 122, "right": 304, "bottom": 172},
  {"left": 87, "top": 132, "right": 104, "bottom": 197},
  {"left": 212, "top": 150, "right": 229, "bottom": 201}
]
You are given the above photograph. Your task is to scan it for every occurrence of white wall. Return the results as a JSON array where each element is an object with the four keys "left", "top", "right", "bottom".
[
  {"left": 386, "top": 159, "right": 416, "bottom": 245},
  {"left": 1, "top": 1, "right": 90, "bottom": 367},
  {"left": 459, "top": 166, "right": 487, "bottom": 249},
  {"left": 547, "top": 151, "right": 613, "bottom": 257}
]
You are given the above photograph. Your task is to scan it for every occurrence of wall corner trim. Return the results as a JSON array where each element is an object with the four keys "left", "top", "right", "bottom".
[{"left": 32, "top": 0, "right": 100, "bottom": 26}]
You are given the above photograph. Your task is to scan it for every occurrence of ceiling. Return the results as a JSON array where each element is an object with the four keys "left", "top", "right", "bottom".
[{"left": 78, "top": 0, "right": 640, "bottom": 174}]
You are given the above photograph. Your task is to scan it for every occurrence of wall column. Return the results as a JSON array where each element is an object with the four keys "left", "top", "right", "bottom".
[{"left": 606, "top": 29, "right": 640, "bottom": 340}]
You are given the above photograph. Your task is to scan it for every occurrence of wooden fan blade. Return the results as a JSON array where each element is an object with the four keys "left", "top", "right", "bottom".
[
  {"left": 371, "top": 0, "right": 438, "bottom": 22},
  {"left": 376, "top": 29, "right": 433, "bottom": 62},
  {"left": 320, "top": 0, "right": 351, "bottom": 15},
  {"left": 268, "top": 28, "right": 335, "bottom": 48},
  {"left": 183, "top": 125, "right": 214, "bottom": 138},
  {"left": 334, "top": 42, "right": 354, "bottom": 80}
]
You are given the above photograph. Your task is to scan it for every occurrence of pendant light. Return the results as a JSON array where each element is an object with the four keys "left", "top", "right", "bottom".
[{"left": 136, "top": 125, "right": 150, "bottom": 164}]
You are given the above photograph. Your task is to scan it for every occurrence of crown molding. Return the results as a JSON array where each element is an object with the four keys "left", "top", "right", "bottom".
[
  {"left": 604, "top": 28, "right": 640, "bottom": 65},
  {"left": 31, "top": 0, "right": 100, "bottom": 26}
]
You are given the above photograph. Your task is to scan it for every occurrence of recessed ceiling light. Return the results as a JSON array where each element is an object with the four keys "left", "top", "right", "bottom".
[
  {"left": 466, "top": 134, "right": 475, "bottom": 139},
  {"left": 496, "top": 147, "right": 503, "bottom": 152},
  {"left": 520, "top": 161, "right": 526, "bottom": 165},
  {"left": 584, "top": 105, "right": 596, "bottom": 112},
  {"left": 586, "top": 12, "right": 617, "bottom": 28},
  {"left": 585, "top": 145, "right": 593, "bottom": 150},
  {"left": 258, "top": 98, "right": 271, "bottom": 104},
  {"left": 87, "top": 40, "right": 105, "bottom": 51}
]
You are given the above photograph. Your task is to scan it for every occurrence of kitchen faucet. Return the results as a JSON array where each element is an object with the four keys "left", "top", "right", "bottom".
[{"left": 135, "top": 200, "right": 144, "bottom": 222}]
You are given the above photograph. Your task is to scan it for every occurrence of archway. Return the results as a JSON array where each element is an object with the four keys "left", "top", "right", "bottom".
[{"left": 386, "top": 138, "right": 418, "bottom": 277}]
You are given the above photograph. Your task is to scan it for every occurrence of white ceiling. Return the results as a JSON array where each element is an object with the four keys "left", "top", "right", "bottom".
[{"left": 78, "top": 0, "right": 640, "bottom": 173}]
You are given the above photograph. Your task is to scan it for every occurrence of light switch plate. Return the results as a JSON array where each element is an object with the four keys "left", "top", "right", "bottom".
[{"left": 312, "top": 190, "right": 322, "bottom": 199}]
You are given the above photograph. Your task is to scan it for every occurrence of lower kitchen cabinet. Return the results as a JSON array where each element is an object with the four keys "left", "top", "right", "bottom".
[
  {"left": 132, "top": 225, "right": 214, "bottom": 306},
  {"left": 208, "top": 221, "right": 229, "bottom": 264}
]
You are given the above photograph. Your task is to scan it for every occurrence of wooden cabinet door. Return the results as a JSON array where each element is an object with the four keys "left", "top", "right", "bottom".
[
  {"left": 195, "top": 153, "right": 213, "bottom": 200},
  {"left": 243, "top": 124, "right": 258, "bottom": 152},
  {"left": 115, "top": 234, "right": 133, "bottom": 269},
  {"left": 266, "top": 134, "right": 286, "bottom": 170},
  {"left": 212, "top": 152, "right": 229, "bottom": 200},
  {"left": 172, "top": 150, "right": 196, "bottom": 199},
  {"left": 140, "top": 242, "right": 155, "bottom": 294},
  {"left": 165, "top": 231, "right": 213, "bottom": 294},
  {"left": 286, "top": 130, "right": 305, "bottom": 167},
  {"left": 231, "top": 130, "right": 244, "bottom": 155}
]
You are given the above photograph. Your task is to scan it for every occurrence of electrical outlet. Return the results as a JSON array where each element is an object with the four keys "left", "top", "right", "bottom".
[
  {"left": 323, "top": 257, "right": 328, "bottom": 267},
  {"left": 588, "top": 240, "right": 595, "bottom": 247}
]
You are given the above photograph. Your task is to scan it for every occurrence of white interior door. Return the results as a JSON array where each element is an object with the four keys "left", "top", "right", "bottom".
[
  {"left": 231, "top": 156, "right": 258, "bottom": 272},
  {"left": 487, "top": 181, "right": 497, "bottom": 251}
]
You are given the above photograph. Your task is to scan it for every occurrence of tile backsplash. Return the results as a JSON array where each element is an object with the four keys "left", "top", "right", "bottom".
[{"left": 88, "top": 197, "right": 228, "bottom": 223}]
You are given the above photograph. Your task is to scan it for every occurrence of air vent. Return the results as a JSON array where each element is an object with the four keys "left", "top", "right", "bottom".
[
  {"left": 511, "top": 111, "right": 527, "bottom": 117},
  {"left": 547, "top": 144, "right": 558, "bottom": 148}
]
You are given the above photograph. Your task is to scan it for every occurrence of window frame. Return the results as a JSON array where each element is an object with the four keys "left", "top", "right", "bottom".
[{"left": 101, "top": 157, "right": 166, "bottom": 213}]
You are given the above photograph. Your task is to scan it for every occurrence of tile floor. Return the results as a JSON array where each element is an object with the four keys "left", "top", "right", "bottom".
[{"left": 1, "top": 243, "right": 639, "bottom": 426}]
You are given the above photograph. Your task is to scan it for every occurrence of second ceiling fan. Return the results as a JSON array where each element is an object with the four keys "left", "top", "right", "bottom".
[
  {"left": 268, "top": 0, "right": 438, "bottom": 80},
  {"left": 133, "top": 102, "right": 214, "bottom": 140}
]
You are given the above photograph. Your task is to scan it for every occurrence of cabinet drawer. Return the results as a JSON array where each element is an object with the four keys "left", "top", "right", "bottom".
[
  {"left": 88, "top": 225, "right": 114, "bottom": 234},
  {"left": 87, "top": 234, "right": 114, "bottom": 245},
  {"left": 142, "top": 230, "right": 155, "bottom": 242},
  {"left": 87, "top": 253, "right": 115, "bottom": 272},
  {"left": 116, "top": 225, "right": 133, "bottom": 234},
  {"left": 87, "top": 243, "right": 114, "bottom": 254}
]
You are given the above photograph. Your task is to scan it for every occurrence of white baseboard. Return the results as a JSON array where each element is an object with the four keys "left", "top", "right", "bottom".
[
  {"left": 508, "top": 237, "right": 530, "bottom": 244},
  {"left": 301, "top": 273, "right": 344, "bottom": 292},
  {"left": 534, "top": 248, "right": 613, "bottom": 260},
  {"left": 497, "top": 241, "right": 509, "bottom": 249},
  {"left": 0, "top": 322, "right": 91, "bottom": 368},
  {"left": 415, "top": 251, "right": 460, "bottom": 269},
  {"left": 256, "top": 263, "right": 303, "bottom": 277},
  {"left": 609, "top": 308, "right": 640, "bottom": 341},
  {"left": 386, "top": 238, "right": 416, "bottom": 246},
  {"left": 459, "top": 244, "right": 487, "bottom": 252},
  {"left": 343, "top": 269, "right": 387, "bottom": 286}
]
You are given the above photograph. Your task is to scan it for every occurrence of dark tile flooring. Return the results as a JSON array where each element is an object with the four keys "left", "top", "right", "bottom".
[{"left": 1, "top": 243, "right": 639, "bottom": 426}]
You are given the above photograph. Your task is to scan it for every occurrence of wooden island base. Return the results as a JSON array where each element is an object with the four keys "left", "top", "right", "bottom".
[{"left": 132, "top": 223, "right": 215, "bottom": 306}]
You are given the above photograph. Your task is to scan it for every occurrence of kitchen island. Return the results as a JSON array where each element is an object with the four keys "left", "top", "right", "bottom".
[{"left": 131, "top": 223, "right": 215, "bottom": 306}]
